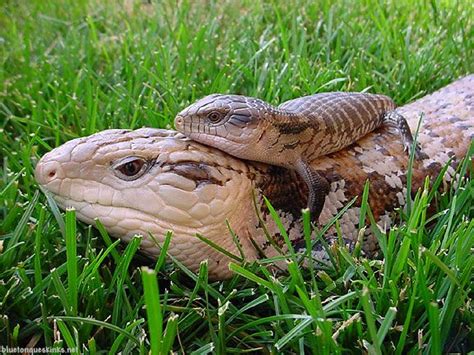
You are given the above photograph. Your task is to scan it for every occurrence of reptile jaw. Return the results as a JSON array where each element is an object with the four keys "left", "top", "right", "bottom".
[
  {"left": 183, "top": 132, "right": 249, "bottom": 157},
  {"left": 34, "top": 128, "right": 264, "bottom": 278}
]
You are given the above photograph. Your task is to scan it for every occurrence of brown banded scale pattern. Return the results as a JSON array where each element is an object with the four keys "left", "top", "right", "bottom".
[
  {"left": 174, "top": 92, "right": 406, "bottom": 168},
  {"left": 175, "top": 91, "right": 424, "bottom": 221}
]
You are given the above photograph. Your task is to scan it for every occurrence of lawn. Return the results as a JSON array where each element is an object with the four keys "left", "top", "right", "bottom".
[{"left": 1, "top": 0, "right": 473, "bottom": 353}]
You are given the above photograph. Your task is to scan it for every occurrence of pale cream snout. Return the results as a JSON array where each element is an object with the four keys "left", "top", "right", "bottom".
[{"left": 35, "top": 155, "right": 64, "bottom": 187}]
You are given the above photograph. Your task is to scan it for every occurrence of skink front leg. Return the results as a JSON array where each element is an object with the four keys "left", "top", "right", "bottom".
[{"left": 296, "top": 159, "right": 330, "bottom": 223}]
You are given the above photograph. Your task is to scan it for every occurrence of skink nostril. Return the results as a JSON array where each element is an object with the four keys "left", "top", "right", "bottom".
[
  {"left": 35, "top": 159, "right": 63, "bottom": 186},
  {"left": 175, "top": 115, "right": 184, "bottom": 130}
]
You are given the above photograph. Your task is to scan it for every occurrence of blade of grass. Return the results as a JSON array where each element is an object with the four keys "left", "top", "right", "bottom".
[
  {"left": 427, "top": 302, "right": 441, "bottom": 354},
  {"left": 65, "top": 208, "right": 78, "bottom": 316},
  {"left": 53, "top": 316, "right": 140, "bottom": 345},
  {"left": 376, "top": 307, "right": 397, "bottom": 347},
  {"left": 141, "top": 266, "right": 162, "bottom": 354},
  {"left": 56, "top": 319, "right": 79, "bottom": 354},
  {"left": 360, "top": 286, "right": 381, "bottom": 355}
]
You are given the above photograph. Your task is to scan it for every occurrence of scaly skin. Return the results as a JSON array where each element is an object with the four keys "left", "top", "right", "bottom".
[
  {"left": 174, "top": 92, "right": 413, "bottom": 164},
  {"left": 174, "top": 92, "right": 422, "bottom": 219},
  {"left": 35, "top": 75, "right": 474, "bottom": 279}
]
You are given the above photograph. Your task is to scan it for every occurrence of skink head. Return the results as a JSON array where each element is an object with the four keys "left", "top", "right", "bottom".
[
  {"left": 34, "top": 128, "right": 263, "bottom": 279},
  {"left": 174, "top": 94, "right": 274, "bottom": 159},
  {"left": 35, "top": 129, "right": 165, "bottom": 197}
]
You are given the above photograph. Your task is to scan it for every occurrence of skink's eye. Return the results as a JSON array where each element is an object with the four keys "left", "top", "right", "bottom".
[
  {"left": 113, "top": 157, "right": 148, "bottom": 181},
  {"left": 207, "top": 111, "right": 224, "bottom": 123},
  {"left": 120, "top": 160, "right": 144, "bottom": 176}
]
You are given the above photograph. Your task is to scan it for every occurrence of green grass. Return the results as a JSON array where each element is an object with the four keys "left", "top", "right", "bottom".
[{"left": 1, "top": 0, "right": 473, "bottom": 353}]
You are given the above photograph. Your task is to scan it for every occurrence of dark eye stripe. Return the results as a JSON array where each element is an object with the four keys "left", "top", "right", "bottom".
[{"left": 230, "top": 114, "right": 252, "bottom": 123}]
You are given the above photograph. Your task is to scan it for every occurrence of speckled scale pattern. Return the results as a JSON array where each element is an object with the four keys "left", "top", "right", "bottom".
[{"left": 35, "top": 75, "right": 474, "bottom": 279}]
